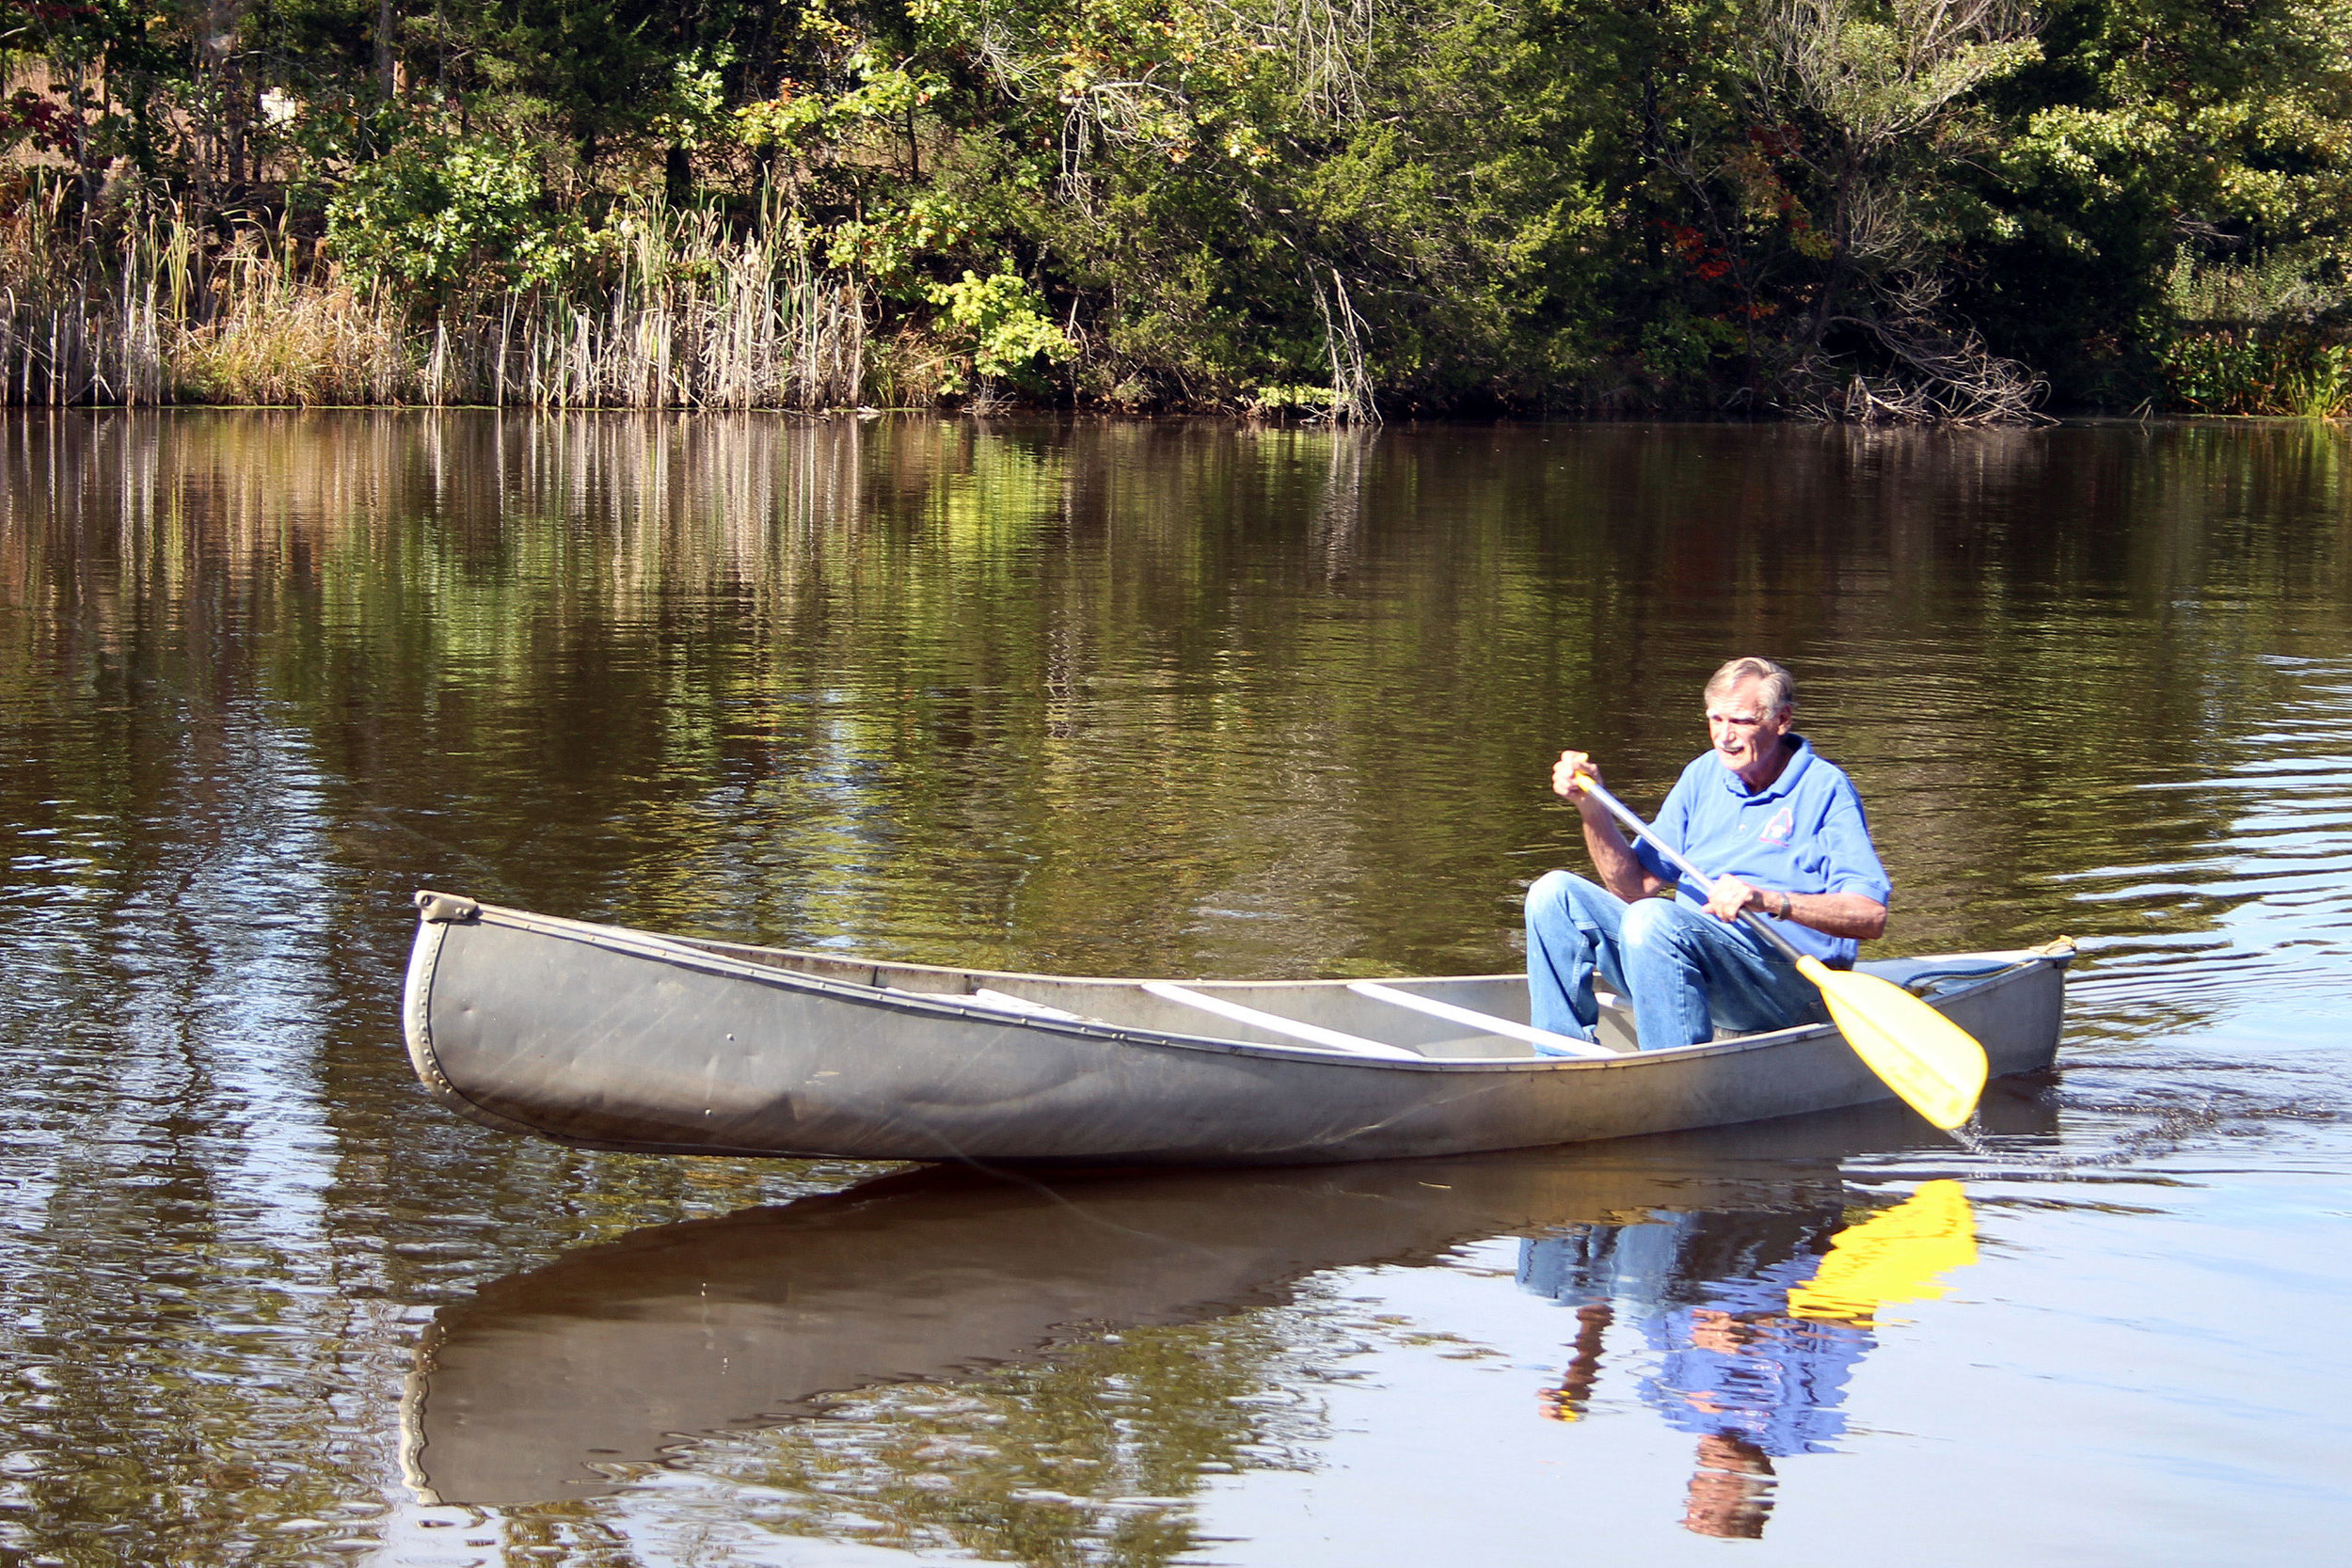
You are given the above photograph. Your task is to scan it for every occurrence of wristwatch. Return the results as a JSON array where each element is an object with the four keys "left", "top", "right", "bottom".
[{"left": 1774, "top": 892, "right": 1793, "bottom": 920}]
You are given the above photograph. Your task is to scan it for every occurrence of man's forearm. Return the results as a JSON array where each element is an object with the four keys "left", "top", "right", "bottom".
[
  {"left": 1778, "top": 889, "right": 1886, "bottom": 941},
  {"left": 1581, "top": 814, "right": 1664, "bottom": 901}
]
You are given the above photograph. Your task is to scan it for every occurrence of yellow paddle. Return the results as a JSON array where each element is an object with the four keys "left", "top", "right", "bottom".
[{"left": 1577, "top": 780, "right": 1989, "bottom": 1129}]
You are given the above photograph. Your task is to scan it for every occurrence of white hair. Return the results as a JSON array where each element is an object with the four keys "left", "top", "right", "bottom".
[{"left": 1705, "top": 656, "right": 1795, "bottom": 715}]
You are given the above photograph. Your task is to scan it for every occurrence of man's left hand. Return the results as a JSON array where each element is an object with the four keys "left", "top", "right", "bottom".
[{"left": 1705, "top": 876, "right": 1765, "bottom": 924}]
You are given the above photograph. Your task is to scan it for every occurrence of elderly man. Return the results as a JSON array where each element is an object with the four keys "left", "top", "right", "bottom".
[{"left": 1524, "top": 657, "right": 1890, "bottom": 1053}]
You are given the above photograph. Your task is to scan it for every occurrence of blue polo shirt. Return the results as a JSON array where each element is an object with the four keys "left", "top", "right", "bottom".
[{"left": 1632, "top": 736, "right": 1891, "bottom": 966}]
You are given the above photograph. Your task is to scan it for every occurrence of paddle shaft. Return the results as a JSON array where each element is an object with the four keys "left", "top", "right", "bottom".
[{"left": 1575, "top": 780, "right": 1806, "bottom": 962}]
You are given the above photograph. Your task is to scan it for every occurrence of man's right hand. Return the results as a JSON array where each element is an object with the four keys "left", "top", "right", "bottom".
[
  {"left": 1551, "top": 750, "right": 1604, "bottom": 807},
  {"left": 1554, "top": 749, "right": 1660, "bottom": 898}
]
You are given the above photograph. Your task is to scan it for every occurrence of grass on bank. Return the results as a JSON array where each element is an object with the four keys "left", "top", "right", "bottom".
[{"left": 0, "top": 189, "right": 875, "bottom": 411}]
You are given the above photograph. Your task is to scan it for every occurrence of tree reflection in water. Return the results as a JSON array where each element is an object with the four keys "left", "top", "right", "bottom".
[{"left": 1522, "top": 1181, "right": 1977, "bottom": 1539}]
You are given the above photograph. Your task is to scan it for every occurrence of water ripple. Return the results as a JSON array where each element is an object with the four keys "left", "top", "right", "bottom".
[{"left": 2053, "top": 659, "right": 2352, "bottom": 1063}]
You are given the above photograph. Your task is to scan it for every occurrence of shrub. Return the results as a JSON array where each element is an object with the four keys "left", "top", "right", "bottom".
[
  {"left": 922, "top": 270, "right": 1073, "bottom": 393},
  {"left": 326, "top": 139, "right": 581, "bottom": 302},
  {"left": 2161, "top": 330, "right": 2352, "bottom": 418}
]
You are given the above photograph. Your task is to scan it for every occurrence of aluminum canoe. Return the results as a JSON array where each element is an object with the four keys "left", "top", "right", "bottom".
[{"left": 402, "top": 890, "right": 2071, "bottom": 1166}]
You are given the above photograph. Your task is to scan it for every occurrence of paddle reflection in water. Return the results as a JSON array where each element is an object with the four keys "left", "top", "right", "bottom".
[
  {"left": 402, "top": 1094, "right": 2045, "bottom": 1560},
  {"left": 1523, "top": 1180, "right": 1979, "bottom": 1539}
]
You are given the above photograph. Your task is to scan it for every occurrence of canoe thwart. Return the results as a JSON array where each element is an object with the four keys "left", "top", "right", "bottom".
[
  {"left": 1138, "top": 982, "right": 1423, "bottom": 1059},
  {"left": 884, "top": 985, "right": 1097, "bottom": 1024},
  {"left": 1346, "top": 980, "right": 1621, "bottom": 1058}
]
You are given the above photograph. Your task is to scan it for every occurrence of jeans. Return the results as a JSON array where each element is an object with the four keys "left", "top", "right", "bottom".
[{"left": 1523, "top": 871, "right": 1823, "bottom": 1052}]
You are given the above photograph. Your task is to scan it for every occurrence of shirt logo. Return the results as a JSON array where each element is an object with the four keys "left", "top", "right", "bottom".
[{"left": 1757, "top": 806, "right": 1795, "bottom": 847}]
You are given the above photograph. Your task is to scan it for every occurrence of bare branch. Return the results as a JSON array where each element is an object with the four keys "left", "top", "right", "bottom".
[{"left": 1314, "top": 268, "right": 1380, "bottom": 424}]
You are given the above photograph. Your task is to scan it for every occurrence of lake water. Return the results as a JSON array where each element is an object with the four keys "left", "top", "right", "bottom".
[{"left": 0, "top": 412, "right": 2345, "bottom": 1566}]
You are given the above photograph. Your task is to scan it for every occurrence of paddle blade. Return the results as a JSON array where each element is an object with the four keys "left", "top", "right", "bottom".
[{"left": 1796, "top": 957, "right": 1989, "bottom": 1130}]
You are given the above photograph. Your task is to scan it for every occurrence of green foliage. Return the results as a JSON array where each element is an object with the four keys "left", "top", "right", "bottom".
[
  {"left": 7, "top": 0, "right": 2352, "bottom": 413},
  {"left": 924, "top": 268, "right": 1075, "bottom": 391},
  {"left": 655, "top": 46, "right": 741, "bottom": 150},
  {"left": 326, "top": 138, "right": 583, "bottom": 296},
  {"left": 825, "top": 192, "right": 981, "bottom": 292},
  {"left": 734, "top": 50, "right": 944, "bottom": 154},
  {"left": 2152, "top": 245, "right": 2351, "bottom": 416},
  {"left": 1965, "top": 0, "right": 2352, "bottom": 403},
  {"left": 2161, "top": 332, "right": 2352, "bottom": 417},
  {"left": 2163, "top": 245, "right": 2350, "bottom": 330}
]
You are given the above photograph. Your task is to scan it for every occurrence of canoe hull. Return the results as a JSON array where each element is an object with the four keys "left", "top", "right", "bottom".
[{"left": 404, "top": 898, "right": 2068, "bottom": 1166}]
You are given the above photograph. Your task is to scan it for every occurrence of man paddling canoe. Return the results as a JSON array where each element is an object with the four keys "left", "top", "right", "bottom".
[{"left": 1525, "top": 657, "right": 1891, "bottom": 1052}]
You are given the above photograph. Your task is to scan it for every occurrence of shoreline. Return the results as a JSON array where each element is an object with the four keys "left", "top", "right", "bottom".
[{"left": 3, "top": 404, "right": 2344, "bottom": 427}]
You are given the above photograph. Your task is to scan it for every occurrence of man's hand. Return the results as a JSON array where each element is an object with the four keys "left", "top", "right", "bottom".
[
  {"left": 1551, "top": 750, "right": 1604, "bottom": 809},
  {"left": 1705, "top": 875, "right": 1764, "bottom": 924},
  {"left": 1551, "top": 750, "right": 1667, "bottom": 901}
]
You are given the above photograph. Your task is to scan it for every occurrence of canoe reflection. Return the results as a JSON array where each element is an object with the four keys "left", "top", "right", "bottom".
[
  {"left": 1522, "top": 1180, "right": 1979, "bottom": 1539},
  {"left": 403, "top": 1094, "right": 2048, "bottom": 1512}
]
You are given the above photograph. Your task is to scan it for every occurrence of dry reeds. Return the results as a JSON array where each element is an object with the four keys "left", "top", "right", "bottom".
[
  {"left": 0, "top": 178, "right": 175, "bottom": 405},
  {"left": 176, "top": 230, "right": 418, "bottom": 406},
  {"left": 422, "top": 201, "right": 865, "bottom": 408},
  {"left": 0, "top": 179, "right": 868, "bottom": 409}
]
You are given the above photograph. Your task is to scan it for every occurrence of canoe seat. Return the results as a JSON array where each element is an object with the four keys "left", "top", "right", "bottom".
[
  {"left": 1857, "top": 955, "right": 2026, "bottom": 996},
  {"left": 1138, "top": 982, "right": 1423, "bottom": 1059}
]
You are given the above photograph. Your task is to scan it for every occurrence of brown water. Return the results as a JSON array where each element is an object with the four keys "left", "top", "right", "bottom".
[{"left": 0, "top": 411, "right": 2345, "bottom": 1566}]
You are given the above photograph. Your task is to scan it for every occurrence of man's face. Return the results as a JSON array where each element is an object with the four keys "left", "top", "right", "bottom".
[{"left": 1706, "top": 677, "right": 1794, "bottom": 783}]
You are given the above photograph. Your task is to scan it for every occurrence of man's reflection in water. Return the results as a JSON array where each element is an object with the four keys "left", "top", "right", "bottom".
[
  {"left": 1529, "top": 1179, "right": 1981, "bottom": 1544},
  {"left": 1520, "top": 1204, "right": 1872, "bottom": 1537}
]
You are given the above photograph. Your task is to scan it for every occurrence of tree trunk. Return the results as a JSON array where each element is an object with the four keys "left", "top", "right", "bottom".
[
  {"left": 203, "top": 0, "right": 252, "bottom": 207},
  {"left": 376, "top": 0, "right": 397, "bottom": 99}
]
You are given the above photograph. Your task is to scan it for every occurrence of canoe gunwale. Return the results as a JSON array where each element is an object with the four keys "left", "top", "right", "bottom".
[
  {"left": 416, "top": 900, "right": 1603, "bottom": 1073},
  {"left": 408, "top": 893, "right": 2064, "bottom": 1078}
]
